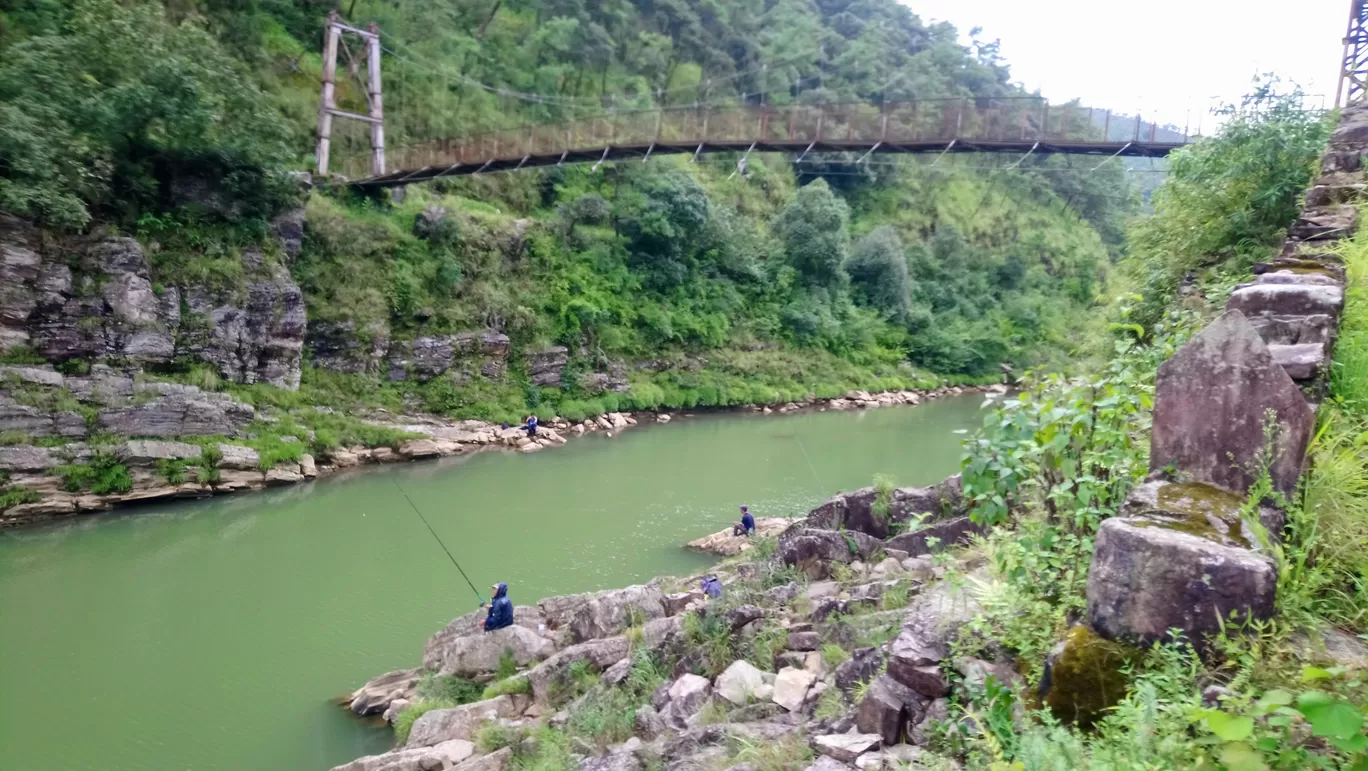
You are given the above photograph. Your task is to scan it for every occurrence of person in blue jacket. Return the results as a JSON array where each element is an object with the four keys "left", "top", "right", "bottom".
[
  {"left": 482, "top": 582, "right": 514, "bottom": 632},
  {"left": 732, "top": 505, "right": 756, "bottom": 537}
]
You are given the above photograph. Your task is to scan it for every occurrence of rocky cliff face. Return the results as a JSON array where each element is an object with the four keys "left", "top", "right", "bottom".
[{"left": 0, "top": 216, "right": 306, "bottom": 389}]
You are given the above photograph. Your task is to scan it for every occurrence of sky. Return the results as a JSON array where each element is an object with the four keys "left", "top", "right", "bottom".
[{"left": 906, "top": 0, "right": 1349, "bottom": 127}]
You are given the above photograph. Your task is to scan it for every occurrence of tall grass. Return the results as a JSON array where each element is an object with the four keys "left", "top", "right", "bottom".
[{"left": 1295, "top": 205, "right": 1368, "bottom": 631}]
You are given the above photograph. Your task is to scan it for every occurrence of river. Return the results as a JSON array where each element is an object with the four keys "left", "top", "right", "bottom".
[{"left": 0, "top": 395, "right": 985, "bottom": 771}]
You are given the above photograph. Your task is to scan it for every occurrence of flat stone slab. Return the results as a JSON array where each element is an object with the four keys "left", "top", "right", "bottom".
[
  {"left": 1288, "top": 205, "right": 1357, "bottom": 241},
  {"left": 1087, "top": 512, "right": 1277, "bottom": 648},
  {"left": 1247, "top": 313, "right": 1336, "bottom": 349},
  {"left": 1227, "top": 283, "right": 1344, "bottom": 319},
  {"left": 1269, "top": 343, "right": 1326, "bottom": 381},
  {"left": 1150, "top": 310, "right": 1314, "bottom": 498}
]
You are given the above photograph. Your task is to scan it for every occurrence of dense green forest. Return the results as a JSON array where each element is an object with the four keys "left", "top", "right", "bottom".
[{"left": 0, "top": 0, "right": 1141, "bottom": 422}]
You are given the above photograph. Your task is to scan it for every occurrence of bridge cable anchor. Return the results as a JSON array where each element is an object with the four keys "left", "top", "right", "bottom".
[
  {"left": 557, "top": 150, "right": 568, "bottom": 166},
  {"left": 795, "top": 140, "right": 817, "bottom": 164},
  {"left": 1007, "top": 141, "right": 1039, "bottom": 170},
  {"left": 474, "top": 159, "right": 494, "bottom": 175},
  {"left": 1089, "top": 141, "right": 1132, "bottom": 172},
  {"left": 854, "top": 141, "right": 882, "bottom": 166},
  {"left": 728, "top": 142, "right": 757, "bottom": 180},
  {"left": 591, "top": 146, "right": 611, "bottom": 172},
  {"left": 930, "top": 139, "right": 956, "bottom": 168},
  {"left": 643, "top": 142, "right": 655, "bottom": 162},
  {"left": 432, "top": 163, "right": 462, "bottom": 180},
  {"left": 514, "top": 154, "right": 530, "bottom": 171},
  {"left": 691, "top": 143, "right": 705, "bottom": 163}
]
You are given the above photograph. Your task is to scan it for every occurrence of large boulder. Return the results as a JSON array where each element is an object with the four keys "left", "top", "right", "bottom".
[
  {"left": 537, "top": 584, "right": 666, "bottom": 644},
  {"left": 771, "top": 666, "right": 817, "bottom": 712},
  {"left": 0, "top": 444, "right": 58, "bottom": 472},
  {"left": 685, "top": 518, "right": 794, "bottom": 556},
  {"left": 423, "top": 606, "right": 548, "bottom": 669},
  {"left": 887, "top": 580, "right": 981, "bottom": 698},
  {"left": 776, "top": 528, "right": 882, "bottom": 579},
  {"left": 834, "top": 648, "right": 885, "bottom": 696},
  {"left": 661, "top": 673, "right": 712, "bottom": 727},
  {"left": 1149, "top": 310, "right": 1314, "bottom": 498},
  {"left": 348, "top": 668, "right": 423, "bottom": 716},
  {"left": 425, "top": 624, "right": 556, "bottom": 678},
  {"left": 884, "top": 516, "right": 985, "bottom": 558},
  {"left": 812, "top": 734, "right": 882, "bottom": 764},
  {"left": 805, "top": 476, "right": 962, "bottom": 539},
  {"left": 714, "top": 660, "right": 767, "bottom": 705},
  {"left": 1039, "top": 626, "right": 1136, "bottom": 728},
  {"left": 329, "top": 739, "right": 477, "bottom": 771},
  {"left": 525, "top": 635, "right": 630, "bottom": 704},
  {"left": 855, "top": 675, "right": 922, "bottom": 746},
  {"left": 1226, "top": 283, "right": 1344, "bottom": 321},
  {"left": 406, "top": 695, "right": 519, "bottom": 747},
  {"left": 1086, "top": 485, "right": 1278, "bottom": 648}
]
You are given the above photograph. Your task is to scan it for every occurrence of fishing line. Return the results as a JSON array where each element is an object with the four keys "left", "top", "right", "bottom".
[
  {"left": 392, "top": 477, "right": 484, "bottom": 604},
  {"left": 793, "top": 435, "right": 826, "bottom": 493}
]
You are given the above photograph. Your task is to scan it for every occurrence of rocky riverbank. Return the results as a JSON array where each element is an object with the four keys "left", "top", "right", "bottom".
[
  {"left": 332, "top": 475, "right": 982, "bottom": 771},
  {"left": 0, "top": 375, "right": 1001, "bottom": 529}
]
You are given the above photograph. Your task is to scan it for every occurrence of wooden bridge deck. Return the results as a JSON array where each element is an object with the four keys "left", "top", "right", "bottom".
[{"left": 341, "top": 97, "right": 1190, "bottom": 187}]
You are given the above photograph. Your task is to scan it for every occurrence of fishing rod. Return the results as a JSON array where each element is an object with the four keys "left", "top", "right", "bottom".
[{"left": 392, "top": 478, "right": 485, "bottom": 605}]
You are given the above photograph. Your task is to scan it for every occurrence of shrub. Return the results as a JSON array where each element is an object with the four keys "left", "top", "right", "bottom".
[
  {"left": 820, "top": 643, "right": 850, "bottom": 668},
  {"left": 56, "top": 452, "right": 132, "bottom": 495}
]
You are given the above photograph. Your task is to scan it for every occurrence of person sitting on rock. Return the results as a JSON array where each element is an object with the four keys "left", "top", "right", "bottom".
[
  {"left": 731, "top": 505, "right": 756, "bottom": 537},
  {"left": 523, "top": 414, "right": 538, "bottom": 438},
  {"left": 481, "top": 582, "right": 514, "bottom": 632}
]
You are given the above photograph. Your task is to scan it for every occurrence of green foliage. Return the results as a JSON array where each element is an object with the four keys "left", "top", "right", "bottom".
[
  {"left": 415, "top": 673, "right": 483, "bottom": 706},
  {"left": 727, "top": 735, "right": 814, "bottom": 771},
  {"left": 0, "top": 469, "right": 41, "bottom": 510},
  {"left": 847, "top": 226, "right": 911, "bottom": 320},
  {"left": 777, "top": 179, "right": 850, "bottom": 290},
  {"left": 961, "top": 312, "right": 1194, "bottom": 530},
  {"left": 0, "top": 0, "right": 293, "bottom": 229},
  {"left": 55, "top": 451, "right": 131, "bottom": 495},
  {"left": 497, "top": 648, "right": 519, "bottom": 681},
  {"left": 820, "top": 643, "right": 851, "bottom": 668},
  {"left": 392, "top": 699, "right": 445, "bottom": 745},
  {"left": 871, "top": 474, "right": 896, "bottom": 525},
  {"left": 156, "top": 458, "right": 188, "bottom": 486},
  {"left": 481, "top": 676, "right": 532, "bottom": 701},
  {"left": 1128, "top": 79, "right": 1331, "bottom": 330}
]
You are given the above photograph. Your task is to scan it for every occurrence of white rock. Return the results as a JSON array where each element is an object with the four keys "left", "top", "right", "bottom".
[
  {"left": 813, "top": 734, "right": 882, "bottom": 763},
  {"left": 806, "top": 581, "right": 841, "bottom": 600},
  {"left": 714, "top": 660, "right": 767, "bottom": 705},
  {"left": 771, "top": 666, "right": 816, "bottom": 712}
]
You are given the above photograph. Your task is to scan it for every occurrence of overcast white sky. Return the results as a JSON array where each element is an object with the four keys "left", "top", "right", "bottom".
[{"left": 905, "top": 0, "right": 1348, "bottom": 126}]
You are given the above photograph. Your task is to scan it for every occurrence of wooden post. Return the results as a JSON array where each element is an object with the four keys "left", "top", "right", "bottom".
[
  {"left": 316, "top": 11, "right": 341, "bottom": 176},
  {"left": 367, "top": 23, "right": 385, "bottom": 176}
]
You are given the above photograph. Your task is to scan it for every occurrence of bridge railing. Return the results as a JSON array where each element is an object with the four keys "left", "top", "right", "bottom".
[{"left": 340, "top": 97, "right": 1189, "bottom": 180}]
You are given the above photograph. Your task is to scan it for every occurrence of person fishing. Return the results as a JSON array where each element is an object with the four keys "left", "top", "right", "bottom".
[
  {"left": 481, "top": 582, "right": 514, "bottom": 632},
  {"left": 732, "top": 505, "right": 755, "bottom": 537},
  {"left": 523, "top": 414, "right": 539, "bottom": 438}
]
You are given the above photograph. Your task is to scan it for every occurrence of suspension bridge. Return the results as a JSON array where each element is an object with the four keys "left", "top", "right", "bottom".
[
  {"left": 318, "top": 3, "right": 1365, "bottom": 189},
  {"left": 338, "top": 97, "right": 1190, "bottom": 188}
]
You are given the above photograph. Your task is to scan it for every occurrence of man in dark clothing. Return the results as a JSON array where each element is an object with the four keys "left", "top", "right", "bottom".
[
  {"left": 482, "top": 582, "right": 514, "bottom": 632},
  {"left": 524, "top": 414, "right": 538, "bottom": 438},
  {"left": 731, "top": 505, "right": 756, "bottom": 537}
]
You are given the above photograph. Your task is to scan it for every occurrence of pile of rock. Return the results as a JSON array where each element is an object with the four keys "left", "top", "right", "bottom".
[
  {"left": 334, "top": 469, "right": 1002, "bottom": 771},
  {"left": 1078, "top": 105, "right": 1368, "bottom": 657}
]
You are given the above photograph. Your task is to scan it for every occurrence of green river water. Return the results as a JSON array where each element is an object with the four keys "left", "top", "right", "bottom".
[{"left": 0, "top": 395, "right": 984, "bottom": 771}]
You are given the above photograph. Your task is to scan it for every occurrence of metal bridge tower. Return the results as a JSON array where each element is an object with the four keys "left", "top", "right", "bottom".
[
  {"left": 315, "top": 10, "right": 385, "bottom": 178},
  {"left": 1339, "top": 0, "right": 1368, "bottom": 107}
]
